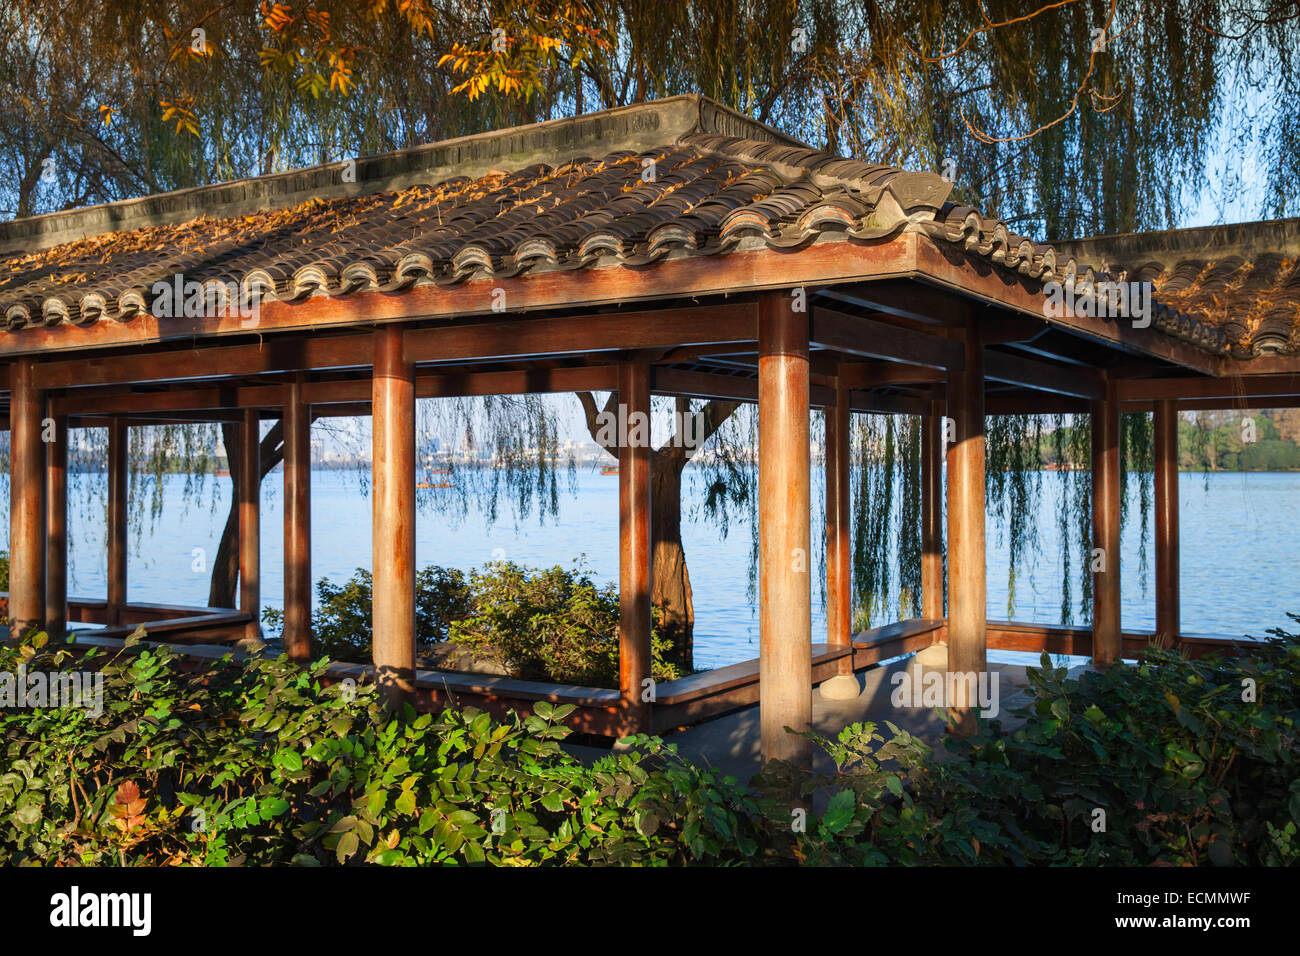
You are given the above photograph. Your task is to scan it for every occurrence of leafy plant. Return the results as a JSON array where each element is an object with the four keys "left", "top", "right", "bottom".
[
  {"left": 448, "top": 561, "right": 680, "bottom": 686},
  {"left": 3, "top": 618, "right": 1296, "bottom": 867},
  {"left": 0, "top": 632, "right": 734, "bottom": 866},
  {"left": 759, "top": 617, "right": 1300, "bottom": 866},
  {"left": 264, "top": 566, "right": 473, "bottom": 664},
  {"left": 264, "top": 560, "right": 679, "bottom": 687}
]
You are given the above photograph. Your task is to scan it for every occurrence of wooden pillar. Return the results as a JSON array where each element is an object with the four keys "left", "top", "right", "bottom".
[
  {"left": 106, "top": 416, "right": 128, "bottom": 627},
  {"left": 1154, "top": 400, "right": 1179, "bottom": 648},
  {"left": 1091, "top": 381, "right": 1122, "bottom": 665},
  {"left": 617, "top": 362, "right": 653, "bottom": 733},
  {"left": 238, "top": 409, "right": 262, "bottom": 643},
  {"left": 820, "top": 382, "right": 857, "bottom": 699},
  {"left": 946, "top": 327, "right": 986, "bottom": 730},
  {"left": 372, "top": 326, "right": 416, "bottom": 706},
  {"left": 8, "top": 359, "right": 44, "bottom": 640},
  {"left": 921, "top": 397, "right": 944, "bottom": 621},
  {"left": 758, "top": 291, "right": 812, "bottom": 768},
  {"left": 44, "top": 408, "right": 68, "bottom": 636},
  {"left": 282, "top": 376, "right": 312, "bottom": 661}
]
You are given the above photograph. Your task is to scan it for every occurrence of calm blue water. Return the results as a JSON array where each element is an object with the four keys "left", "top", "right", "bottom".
[{"left": 30, "top": 468, "right": 1300, "bottom": 669}]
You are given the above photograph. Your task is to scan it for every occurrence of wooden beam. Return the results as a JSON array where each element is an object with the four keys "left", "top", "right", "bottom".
[
  {"left": 921, "top": 399, "right": 944, "bottom": 620},
  {"left": 847, "top": 389, "right": 934, "bottom": 416},
  {"left": 403, "top": 303, "right": 758, "bottom": 365},
  {"left": 54, "top": 385, "right": 285, "bottom": 416},
  {"left": 8, "top": 359, "right": 43, "bottom": 639},
  {"left": 1092, "top": 381, "right": 1122, "bottom": 666},
  {"left": 811, "top": 306, "right": 964, "bottom": 370},
  {"left": 946, "top": 326, "right": 986, "bottom": 731},
  {"left": 985, "top": 395, "right": 1089, "bottom": 415},
  {"left": 1176, "top": 395, "right": 1300, "bottom": 411},
  {"left": 651, "top": 366, "right": 841, "bottom": 408},
  {"left": 238, "top": 408, "right": 261, "bottom": 644},
  {"left": 44, "top": 408, "right": 68, "bottom": 635},
  {"left": 618, "top": 362, "right": 653, "bottom": 735},
  {"left": 758, "top": 291, "right": 812, "bottom": 769},
  {"left": 107, "top": 417, "right": 128, "bottom": 626},
  {"left": 282, "top": 376, "right": 312, "bottom": 661},
  {"left": 34, "top": 335, "right": 371, "bottom": 390},
  {"left": 837, "top": 360, "right": 947, "bottom": 389},
  {"left": 1116, "top": 373, "right": 1300, "bottom": 402},
  {"left": 415, "top": 364, "right": 619, "bottom": 398},
  {"left": 984, "top": 348, "right": 1105, "bottom": 399},
  {"left": 651, "top": 368, "right": 758, "bottom": 402},
  {"left": 372, "top": 327, "right": 416, "bottom": 706},
  {"left": 1154, "top": 400, "right": 1180, "bottom": 649},
  {"left": 819, "top": 279, "right": 967, "bottom": 327}
]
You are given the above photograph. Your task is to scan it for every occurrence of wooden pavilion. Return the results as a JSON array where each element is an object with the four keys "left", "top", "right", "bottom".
[{"left": 3, "top": 95, "right": 1297, "bottom": 767}]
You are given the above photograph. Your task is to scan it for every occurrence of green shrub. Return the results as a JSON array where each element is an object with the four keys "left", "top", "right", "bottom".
[
  {"left": 448, "top": 561, "right": 680, "bottom": 685},
  {"left": 0, "top": 632, "right": 747, "bottom": 866},
  {"left": 262, "top": 566, "right": 473, "bottom": 664},
  {"left": 762, "top": 615, "right": 1300, "bottom": 866},
  {"left": 6, "top": 618, "right": 1294, "bottom": 867},
  {"left": 264, "top": 560, "right": 679, "bottom": 687}
]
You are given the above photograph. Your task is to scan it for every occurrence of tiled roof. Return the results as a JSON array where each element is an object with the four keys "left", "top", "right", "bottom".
[
  {"left": 1056, "top": 219, "right": 1300, "bottom": 359},
  {"left": 0, "top": 95, "right": 1288, "bottom": 360},
  {"left": 0, "top": 133, "right": 962, "bottom": 330}
]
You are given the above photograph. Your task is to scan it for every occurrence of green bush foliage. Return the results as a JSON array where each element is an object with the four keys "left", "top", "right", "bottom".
[
  {"left": 448, "top": 562, "right": 680, "bottom": 685},
  {"left": 2, "top": 619, "right": 1296, "bottom": 866},
  {"left": 263, "top": 566, "right": 473, "bottom": 664},
  {"left": 262, "top": 560, "right": 678, "bottom": 687},
  {"left": 0, "top": 633, "right": 745, "bottom": 866},
  {"left": 760, "top": 616, "right": 1300, "bottom": 866}
]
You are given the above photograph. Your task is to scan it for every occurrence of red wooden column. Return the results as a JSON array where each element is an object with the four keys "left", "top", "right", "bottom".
[
  {"left": 1091, "top": 380, "right": 1122, "bottom": 665},
  {"left": 758, "top": 291, "right": 812, "bottom": 768},
  {"left": 238, "top": 408, "right": 262, "bottom": 643},
  {"left": 282, "top": 376, "right": 312, "bottom": 661},
  {"left": 8, "top": 359, "right": 44, "bottom": 640},
  {"left": 617, "top": 362, "right": 653, "bottom": 734},
  {"left": 1154, "top": 399, "right": 1180, "bottom": 649},
  {"left": 820, "top": 381, "right": 857, "bottom": 699},
  {"left": 921, "top": 397, "right": 945, "bottom": 622},
  {"left": 946, "top": 327, "right": 986, "bottom": 731},
  {"left": 106, "top": 416, "right": 128, "bottom": 627},
  {"left": 372, "top": 326, "right": 416, "bottom": 706},
  {"left": 44, "top": 408, "right": 69, "bottom": 636}
]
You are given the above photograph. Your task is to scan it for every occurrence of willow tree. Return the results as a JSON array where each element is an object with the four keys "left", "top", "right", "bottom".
[{"left": 7, "top": 0, "right": 1300, "bottom": 650}]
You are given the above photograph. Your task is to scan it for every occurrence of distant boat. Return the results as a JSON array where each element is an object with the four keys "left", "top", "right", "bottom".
[
  {"left": 600, "top": 466, "right": 618, "bottom": 476},
  {"left": 417, "top": 480, "right": 454, "bottom": 488}
]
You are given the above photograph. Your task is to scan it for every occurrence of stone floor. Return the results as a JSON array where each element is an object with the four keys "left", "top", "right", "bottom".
[{"left": 566, "top": 645, "right": 1041, "bottom": 783}]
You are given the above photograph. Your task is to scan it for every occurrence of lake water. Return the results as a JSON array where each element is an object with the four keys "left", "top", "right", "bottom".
[{"left": 31, "top": 468, "right": 1300, "bottom": 670}]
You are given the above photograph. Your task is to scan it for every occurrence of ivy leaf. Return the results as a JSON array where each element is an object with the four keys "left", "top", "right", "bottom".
[{"left": 336, "top": 830, "right": 359, "bottom": 864}]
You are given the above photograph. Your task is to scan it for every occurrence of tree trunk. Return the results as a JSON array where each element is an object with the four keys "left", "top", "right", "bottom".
[
  {"left": 208, "top": 420, "right": 284, "bottom": 608},
  {"left": 575, "top": 392, "right": 739, "bottom": 674},
  {"left": 651, "top": 451, "right": 694, "bottom": 672}
]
